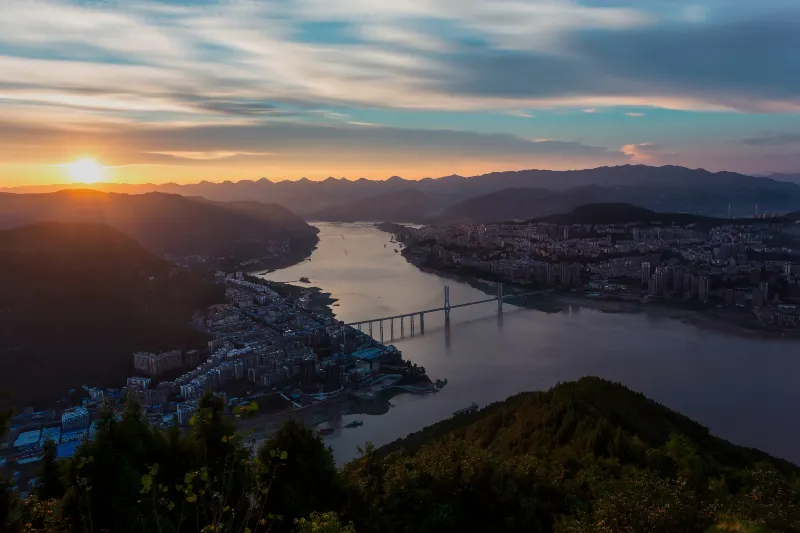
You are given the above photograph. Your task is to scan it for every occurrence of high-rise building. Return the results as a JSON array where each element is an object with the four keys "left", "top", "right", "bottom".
[
  {"left": 735, "top": 289, "right": 747, "bottom": 307},
  {"left": 759, "top": 281, "right": 769, "bottom": 303},
  {"left": 752, "top": 289, "right": 764, "bottom": 308},
  {"left": 725, "top": 288, "right": 735, "bottom": 307},
  {"left": 572, "top": 263, "right": 583, "bottom": 286},
  {"left": 698, "top": 275, "right": 710, "bottom": 303},
  {"left": 560, "top": 262, "right": 572, "bottom": 287},
  {"left": 134, "top": 350, "right": 183, "bottom": 376},
  {"left": 641, "top": 261, "right": 651, "bottom": 286},
  {"left": 672, "top": 269, "right": 683, "bottom": 294}
]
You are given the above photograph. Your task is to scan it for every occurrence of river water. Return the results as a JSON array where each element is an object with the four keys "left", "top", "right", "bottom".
[{"left": 263, "top": 223, "right": 800, "bottom": 465}]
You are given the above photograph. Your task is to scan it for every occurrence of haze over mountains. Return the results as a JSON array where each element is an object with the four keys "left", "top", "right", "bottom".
[
  {"left": 0, "top": 190, "right": 318, "bottom": 266},
  {"left": 4, "top": 165, "right": 798, "bottom": 223}
]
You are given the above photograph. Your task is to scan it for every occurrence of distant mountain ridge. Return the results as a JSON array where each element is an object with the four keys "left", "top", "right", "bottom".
[
  {"left": 0, "top": 190, "right": 318, "bottom": 267},
  {"left": 0, "top": 223, "right": 222, "bottom": 407},
  {"left": 5, "top": 165, "right": 800, "bottom": 221},
  {"left": 307, "top": 189, "right": 440, "bottom": 222}
]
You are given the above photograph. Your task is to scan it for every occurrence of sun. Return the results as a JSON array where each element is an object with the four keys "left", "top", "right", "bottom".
[{"left": 67, "top": 158, "right": 106, "bottom": 184}]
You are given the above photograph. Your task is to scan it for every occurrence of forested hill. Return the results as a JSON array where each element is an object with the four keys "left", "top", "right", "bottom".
[
  {"left": 344, "top": 377, "right": 800, "bottom": 532},
  {"left": 0, "top": 223, "right": 222, "bottom": 407},
  {"left": 5, "top": 377, "right": 799, "bottom": 532}
]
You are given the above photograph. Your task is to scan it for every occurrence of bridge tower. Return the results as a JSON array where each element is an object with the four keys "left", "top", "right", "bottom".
[
  {"left": 444, "top": 285, "right": 451, "bottom": 321},
  {"left": 497, "top": 284, "right": 503, "bottom": 315}
]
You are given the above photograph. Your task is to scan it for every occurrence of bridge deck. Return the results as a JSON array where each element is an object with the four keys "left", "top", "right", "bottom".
[{"left": 345, "top": 290, "right": 551, "bottom": 326}]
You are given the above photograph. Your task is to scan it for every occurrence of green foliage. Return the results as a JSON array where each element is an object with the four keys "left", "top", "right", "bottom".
[
  {"left": 258, "top": 420, "right": 341, "bottom": 531},
  {"left": 295, "top": 512, "right": 356, "bottom": 533},
  {"left": 344, "top": 377, "right": 800, "bottom": 533},
  {"left": 6, "top": 378, "right": 800, "bottom": 533},
  {"left": 36, "top": 440, "right": 65, "bottom": 502}
]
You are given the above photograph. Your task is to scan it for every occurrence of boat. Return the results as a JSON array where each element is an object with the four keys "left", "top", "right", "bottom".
[
  {"left": 453, "top": 402, "right": 479, "bottom": 416},
  {"left": 317, "top": 427, "right": 334, "bottom": 436},
  {"left": 299, "top": 277, "right": 310, "bottom": 283},
  {"left": 344, "top": 420, "right": 364, "bottom": 428},
  {"left": 435, "top": 378, "right": 448, "bottom": 388}
]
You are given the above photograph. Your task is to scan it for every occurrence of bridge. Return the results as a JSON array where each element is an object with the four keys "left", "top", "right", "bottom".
[{"left": 346, "top": 285, "right": 552, "bottom": 342}]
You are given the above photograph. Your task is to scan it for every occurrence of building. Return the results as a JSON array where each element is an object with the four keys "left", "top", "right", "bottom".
[
  {"left": 126, "top": 376, "right": 152, "bottom": 390},
  {"left": 177, "top": 401, "right": 199, "bottom": 425},
  {"left": 735, "top": 289, "right": 747, "bottom": 307},
  {"left": 698, "top": 275, "right": 710, "bottom": 303},
  {"left": 351, "top": 347, "right": 383, "bottom": 373},
  {"left": 134, "top": 350, "right": 183, "bottom": 377},
  {"left": 13, "top": 430, "right": 42, "bottom": 451},
  {"left": 641, "top": 261, "right": 651, "bottom": 286},
  {"left": 61, "top": 407, "right": 90, "bottom": 432},
  {"left": 759, "top": 281, "right": 769, "bottom": 303}
]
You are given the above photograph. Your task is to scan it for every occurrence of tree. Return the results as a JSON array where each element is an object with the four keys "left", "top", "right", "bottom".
[
  {"left": 258, "top": 420, "right": 343, "bottom": 531},
  {"left": 36, "top": 440, "right": 65, "bottom": 501},
  {"left": 0, "top": 393, "right": 17, "bottom": 530},
  {"left": 295, "top": 512, "right": 356, "bottom": 533}
]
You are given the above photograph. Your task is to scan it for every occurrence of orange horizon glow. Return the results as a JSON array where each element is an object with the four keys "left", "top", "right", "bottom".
[{"left": 0, "top": 158, "right": 617, "bottom": 190}]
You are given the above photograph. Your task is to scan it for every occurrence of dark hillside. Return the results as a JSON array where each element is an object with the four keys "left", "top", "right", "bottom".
[{"left": 0, "top": 223, "right": 222, "bottom": 407}]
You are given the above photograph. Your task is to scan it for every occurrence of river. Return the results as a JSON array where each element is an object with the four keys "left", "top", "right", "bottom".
[{"left": 263, "top": 223, "right": 800, "bottom": 465}]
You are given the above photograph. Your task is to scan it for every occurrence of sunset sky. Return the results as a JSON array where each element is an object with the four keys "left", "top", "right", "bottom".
[{"left": 1, "top": 0, "right": 799, "bottom": 187}]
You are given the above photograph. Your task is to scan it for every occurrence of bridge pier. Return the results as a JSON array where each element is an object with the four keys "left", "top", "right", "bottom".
[
  {"left": 379, "top": 320, "right": 384, "bottom": 342},
  {"left": 444, "top": 285, "right": 451, "bottom": 321},
  {"left": 410, "top": 314, "right": 415, "bottom": 336},
  {"left": 400, "top": 316, "right": 404, "bottom": 337},
  {"left": 368, "top": 321, "right": 373, "bottom": 337},
  {"left": 497, "top": 284, "right": 503, "bottom": 315},
  {"left": 419, "top": 313, "right": 424, "bottom": 334},
  {"left": 390, "top": 318, "right": 394, "bottom": 339}
]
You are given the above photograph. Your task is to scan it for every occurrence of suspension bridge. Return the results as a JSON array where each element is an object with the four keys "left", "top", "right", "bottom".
[{"left": 346, "top": 285, "right": 552, "bottom": 342}]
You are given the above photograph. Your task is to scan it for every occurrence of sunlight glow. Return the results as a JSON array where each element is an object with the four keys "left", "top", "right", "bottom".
[{"left": 67, "top": 158, "right": 106, "bottom": 184}]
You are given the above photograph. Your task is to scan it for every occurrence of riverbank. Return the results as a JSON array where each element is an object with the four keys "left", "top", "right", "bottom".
[{"left": 384, "top": 228, "right": 799, "bottom": 340}]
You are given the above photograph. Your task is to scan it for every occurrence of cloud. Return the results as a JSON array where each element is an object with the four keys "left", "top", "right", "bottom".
[
  {"left": 581, "top": 108, "right": 598, "bottom": 113},
  {"left": 146, "top": 151, "right": 273, "bottom": 160},
  {"left": 742, "top": 133, "right": 800, "bottom": 146},
  {"left": 0, "top": 0, "right": 797, "bottom": 126},
  {"left": 625, "top": 112, "right": 645, "bottom": 117},
  {"left": 507, "top": 111, "right": 535, "bottom": 118},
  {"left": 621, "top": 143, "right": 675, "bottom": 163},
  {"left": 0, "top": 118, "right": 626, "bottom": 171}
]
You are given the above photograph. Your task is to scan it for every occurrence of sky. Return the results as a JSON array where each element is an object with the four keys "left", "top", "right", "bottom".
[{"left": 1, "top": 0, "right": 799, "bottom": 187}]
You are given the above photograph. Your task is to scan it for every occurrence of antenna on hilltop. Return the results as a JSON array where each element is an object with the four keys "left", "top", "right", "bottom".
[{"left": 728, "top": 204, "right": 731, "bottom": 219}]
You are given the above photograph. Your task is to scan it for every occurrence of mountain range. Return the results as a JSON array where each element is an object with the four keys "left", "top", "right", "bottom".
[
  {"left": 0, "top": 190, "right": 318, "bottom": 267},
  {"left": 0, "top": 222, "right": 223, "bottom": 407},
  {"left": 4, "top": 165, "right": 799, "bottom": 223}
]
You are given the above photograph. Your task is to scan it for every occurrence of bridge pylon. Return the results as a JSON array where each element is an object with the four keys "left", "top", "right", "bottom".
[
  {"left": 444, "top": 285, "right": 451, "bottom": 321},
  {"left": 497, "top": 284, "right": 503, "bottom": 315}
]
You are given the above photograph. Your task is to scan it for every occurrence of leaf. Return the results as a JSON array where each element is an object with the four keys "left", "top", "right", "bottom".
[
  {"left": 279, "top": 451, "right": 288, "bottom": 460},
  {"left": 168, "top": 501, "right": 175, "bottom": 511},
  {"left": 186, "top": 495, "right": 197, "bottom": 503},
  {"left": 244, "top": 528, "right": 252, "bottom": 533}
]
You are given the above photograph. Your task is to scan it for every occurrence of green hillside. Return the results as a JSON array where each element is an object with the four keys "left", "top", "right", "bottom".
[
  {"left": 345, "top": 377, "right": 800, "bottom": 533},
  {"left": 4, "top": 378, "right": 799, "bottom": 532}
]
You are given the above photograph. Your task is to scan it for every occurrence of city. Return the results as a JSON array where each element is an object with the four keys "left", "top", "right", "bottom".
[
  {"left": 0, "top": 272, "right": 433, "bottom": 497},
  {"left": 391, "top": 214, "right": 800, "bottom": 334}
]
